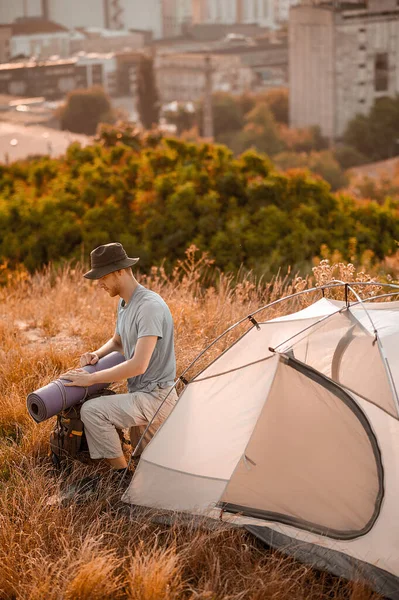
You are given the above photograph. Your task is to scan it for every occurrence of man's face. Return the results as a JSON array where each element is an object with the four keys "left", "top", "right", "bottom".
[{"left": 97, "top": 271, "right": 120, "bottom": 297}]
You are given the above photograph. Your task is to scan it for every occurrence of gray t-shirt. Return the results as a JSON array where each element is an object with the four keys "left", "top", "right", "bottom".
[{"left": 115, "top": 285, "right": 176, "bottom": 393}]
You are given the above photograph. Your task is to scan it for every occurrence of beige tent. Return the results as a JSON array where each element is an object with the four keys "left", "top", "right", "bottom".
[{"left": 122, "top": 284, "right": 399, "bottom": 599}]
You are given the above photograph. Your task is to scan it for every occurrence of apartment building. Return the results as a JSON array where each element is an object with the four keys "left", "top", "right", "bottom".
[
  {"left": 9, "top": 18, "right": 71, "bottom": 59},
  {"left": 0, "top": 0, "right": 185, "bottom": 39},
  {"left": 192, "top": 0, "right": 276, "bottom": 28},
  {"left": 155, "top": 51, "right": 255, "bottom": 102},
  {"left": 0, "top": 24, "right": 11, "bottom": 62},
  {"left": 289, "top": 0, "right": 399, "bottom": 139}
]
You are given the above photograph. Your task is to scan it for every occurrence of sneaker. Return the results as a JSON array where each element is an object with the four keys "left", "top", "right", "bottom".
[{"left": 59, "top": 474, "right": 102, "bottom": 506}]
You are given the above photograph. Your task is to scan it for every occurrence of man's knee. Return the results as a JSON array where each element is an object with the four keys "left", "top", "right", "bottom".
[{"left": 81, "top": 399, "right": 98, "bottom": 425}]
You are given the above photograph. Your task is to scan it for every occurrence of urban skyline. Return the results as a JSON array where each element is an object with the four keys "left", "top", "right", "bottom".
[{"left": 0, "top": 0, "right": 300, "bottom": 39}]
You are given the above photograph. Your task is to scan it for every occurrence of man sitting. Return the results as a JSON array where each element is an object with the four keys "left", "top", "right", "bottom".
[{"left": 62, "top": 242, "right": 177, "bottom": 480}]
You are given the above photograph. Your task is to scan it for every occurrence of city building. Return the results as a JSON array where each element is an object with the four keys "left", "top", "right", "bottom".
[
  {"left": 273, "top": 0, "right": 300, "bottom": 23},
  {"left": 155, "top": 51, "right": 255, "bottom": 103},
  {"left": 9, "top": 18, "right": 71, "bottom": 59},
  {"left": 0, "top": 0, "right": 179, "bottom": 39},
  {"left": 192, "top": 0, "right": 276, "bottom": 29},
  {"left": 162, "top": 0, "right": 193, "bottom": 38},
  {"left": 121, "top": 0, "right": 163, "bottom": 38},
  {"left": 192, "top": 0, "right": 238, "bottom": 24},
  {"left": 0, "top": 24, "right": 11, "bottom": 62},
  {"left": 0, "top": 50, "right": 142, "bottom": 99},
  {"left": 177, "top": 0, "right": 193, "bottom": 31},
  {"left": 209, "top": 34, "right": 288, "bottom": 89},
  {"left": 70, "top": 28, "right": 149, "bottom": 55},
  {"left": 289, "top": 0, "right": 399, "bottom": 140},
  {"left": 74, "top": 52, "right": 117, "bottom": 96},
  {"left": 0, "top": 57, "right": 77, "bottom": 98},
  {"left": 0, "top": 0, "right": 43, "bottom": 24},
  {"left": 240, "top": 0, "right": 276, "bottom": 27},
  {"left": 153, "top": 28, "right": 287, "bottom": 90},
  {"left": 114, "top": 50, "right": 141, "bottom": 96},
  {"left": 0, "top": 0, "right": 107, "bottom": 29}
]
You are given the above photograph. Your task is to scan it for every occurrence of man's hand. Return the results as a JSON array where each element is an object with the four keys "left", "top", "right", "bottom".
[
  {"left": 80, "top": 352, "right": 99, "bottom": 367},
  {"left": 60, "top": 368, "right": 93, "bottom": 388}
]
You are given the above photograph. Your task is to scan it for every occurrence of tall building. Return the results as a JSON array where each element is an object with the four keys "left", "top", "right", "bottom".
[
  {"left": 0, "top": 0, "right": 42, "bottom": 23},
  {"left": 192, "top": 0, "right": 276, "bottom": 28},
  {"left": 273, "top": 0, "right": 300, "bottom": 23},
  {"left": 122, "top": 0, "right": 163, "bottom": 37},
  {"left": 0, "top": 0, "right": 167, "bottom": 38},
  {"left": 289, "top": 0, "right": 399, "bottom": 140},
  {"left": 47, "top": 0, "right": 107, "bottom": 29},
  {"left": 0, "top": 24, "right": 11, "bottom": 62},
  {"left": 241, "top": 0, "right": 275, "bottom": 27},
  {"left": 162, "top": 0, "right": 193, "bottom": 38}
]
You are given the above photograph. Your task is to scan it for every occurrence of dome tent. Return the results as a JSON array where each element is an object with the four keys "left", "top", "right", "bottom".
[{"left": 122, "top": 283, "right": 399, "bottom": 599}]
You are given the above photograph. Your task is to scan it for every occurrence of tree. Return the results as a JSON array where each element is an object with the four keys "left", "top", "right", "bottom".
[
  {"left": 236, "top": 89, "right": 289, "bottom": 125},
  {"left": 343, "top": 96, "right": 399, "bottom": 162},
  {"left": 197, "top": 92, "right": 245, "bottom": 140},
  {"left": 2, "top": 127, "right": 399, "bottom": 275},
  {"left": 343, "top": 114, "right": 376, "bottom": 160},
  {"left": 58, "top": 87, "right": 115, "bottom": 135},
  {"left": 264, "top": 87, "right": 289, "bottom": 125},
  {"left": 279, "top": 124, "right": 328, "bottom": 153},
  {"left": 137, "top": 55, "right": 160, "bottom": 130},
  {"left": 333, "top": 144, "right": 368, "bottom": 170},
  {"left": 274, "top": 150, "right": 348, "bottom": 191},
  {"left": 232, "top": 102, "right": 285, "bottom": 156}
]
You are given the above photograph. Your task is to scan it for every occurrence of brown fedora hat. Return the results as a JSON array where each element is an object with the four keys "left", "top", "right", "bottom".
[{"left": 84, "top": 242, "right": 139, "bottom": 280}]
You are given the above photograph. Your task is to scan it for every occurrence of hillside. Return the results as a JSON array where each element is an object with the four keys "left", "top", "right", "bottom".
[{"left": 0, "top": 253, "right": 384, "bottom": 599}]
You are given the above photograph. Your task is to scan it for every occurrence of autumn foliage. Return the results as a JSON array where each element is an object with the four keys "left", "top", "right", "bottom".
[{"left": 1, "top": 124, "right": 399, "bottom": 278}]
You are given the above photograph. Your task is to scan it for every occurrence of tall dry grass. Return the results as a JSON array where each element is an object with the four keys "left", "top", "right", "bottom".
[{"left": 0, "top": 248, "right": 385, "bottom": 599}]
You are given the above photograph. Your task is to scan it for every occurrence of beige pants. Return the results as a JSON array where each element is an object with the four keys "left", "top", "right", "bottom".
[{"left": 80, "top": 385, "right": 178, "bottom": 460}]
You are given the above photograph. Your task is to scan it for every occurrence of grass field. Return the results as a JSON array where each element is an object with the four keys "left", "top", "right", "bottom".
[{"left": 0, "top": 249, "right": 383, "bottom": 599}]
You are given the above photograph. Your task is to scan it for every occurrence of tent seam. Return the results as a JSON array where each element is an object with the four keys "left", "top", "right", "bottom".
[
  {"left": 138, "top": 458, "right": 230, "bottom": 482},
  {"left": 192, "top": 355, "right": 275, "bottom": 383}
]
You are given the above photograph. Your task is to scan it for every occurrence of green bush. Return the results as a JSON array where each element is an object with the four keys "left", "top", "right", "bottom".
[
  {"left": 1, "top": 127, "right": 398, "bottom": 276},
  {"left": 343, "top": 96, "right": 399, "bottom": 162},
  {"left": 58, "top": 87, "right": 116, "bottom": 135}
]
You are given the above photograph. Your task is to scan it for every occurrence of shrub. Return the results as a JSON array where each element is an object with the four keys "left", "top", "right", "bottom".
[{"left": 58, "top": 87, "right": 116, "bottom": 135}]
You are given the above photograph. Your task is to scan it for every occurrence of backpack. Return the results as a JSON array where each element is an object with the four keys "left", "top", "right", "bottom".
[{"left": 49, "top": 389, "right": 116, "bottom": 470}]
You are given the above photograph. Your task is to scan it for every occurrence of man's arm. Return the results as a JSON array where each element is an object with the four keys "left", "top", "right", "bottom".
[
  {"left": 62, "top": 336, "right": 158, "bottom": 387},
  {"left": 80, "top": 332, "right": 124, "bottom": 366}
]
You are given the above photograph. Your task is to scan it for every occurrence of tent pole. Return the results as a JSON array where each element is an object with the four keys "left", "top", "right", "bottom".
[
  {"left": 125, "top": 281, "right": 399, "bottom": 473},
  {"left": 270, "top": 307, "right": 346, "bottom": 354}
]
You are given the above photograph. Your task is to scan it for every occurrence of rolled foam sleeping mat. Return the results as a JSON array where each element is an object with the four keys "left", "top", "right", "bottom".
[{"left": 27, "top": 352, "right": 126, "bottom": 423}]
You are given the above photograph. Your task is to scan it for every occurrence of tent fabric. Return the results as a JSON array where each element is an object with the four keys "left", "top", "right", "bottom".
[
  {"left": 196, "top": 318, "right": 324, "bottom": 379},
  {"left": 278, "top": 310, "right": 397, "bottom": 416},
  {"left": 124, "top": 356, "right": 280, "bottom": 509},
  {"left": 27, "top": 352, "right": 125, "bottom": 422},
  {"left": 246, "top": 526, "right": 399, "bottom": 600},
  {"left": 122, "top": 297, "right": 399, "bottom": 598},
  {"left": 219, "top": 358, "right": 383, "bottom": 538},
  {"left": 223, "top": 390, "right": 399, "bottom": 595}
]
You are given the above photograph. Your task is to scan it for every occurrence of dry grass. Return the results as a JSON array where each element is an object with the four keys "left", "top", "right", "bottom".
[{"left": 0, "top": 248, "right": 386, "bottom": 599}]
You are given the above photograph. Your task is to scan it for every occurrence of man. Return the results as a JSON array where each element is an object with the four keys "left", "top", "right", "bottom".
[{"left": 61, "top": 242, "right": 177, "bottom": 477}]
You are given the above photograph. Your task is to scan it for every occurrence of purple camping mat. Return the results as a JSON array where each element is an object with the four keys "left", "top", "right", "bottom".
[{"left": 27, "top": 352, "right": 126, "bottom": 423}]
